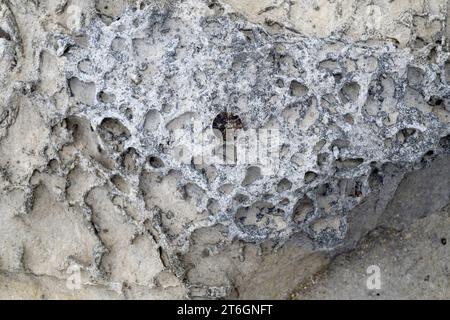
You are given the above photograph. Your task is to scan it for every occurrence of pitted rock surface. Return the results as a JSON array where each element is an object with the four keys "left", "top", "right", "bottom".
[{"left": 0, "top": 0, "right": 449, "bottom": 299}]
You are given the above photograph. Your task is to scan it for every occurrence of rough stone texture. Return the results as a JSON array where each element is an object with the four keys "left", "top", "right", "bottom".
[{"left": 0, "top": 0, "right": 449, "bottom": 299}]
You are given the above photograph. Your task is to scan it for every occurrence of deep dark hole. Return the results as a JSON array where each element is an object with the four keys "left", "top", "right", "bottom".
[
  {"left": 439, "top": 134, "right": 450, "bottom": 150},
  {"left": 212, "top": 112, "right": 243, "bottom": 141},
  {"left": 427, "top": 96, "right": 443, "bottom": 106},
  {"left": 0, "top": 28, "right": 11, "bottom": 41},
  {"left": 149, "top": 156, "right": 164, "bottom": 168}
]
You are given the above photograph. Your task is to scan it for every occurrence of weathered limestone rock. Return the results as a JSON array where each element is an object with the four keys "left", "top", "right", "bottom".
[{"left": 0, "top": 0, "right": 449, "bottom": 299}]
